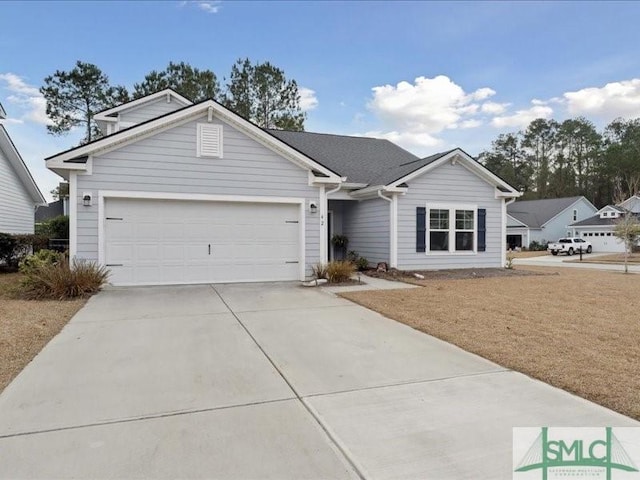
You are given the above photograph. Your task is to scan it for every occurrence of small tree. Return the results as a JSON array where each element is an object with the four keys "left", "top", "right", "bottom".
[{"left": 613, "top": 213, "right": 640, "bottom": 273}]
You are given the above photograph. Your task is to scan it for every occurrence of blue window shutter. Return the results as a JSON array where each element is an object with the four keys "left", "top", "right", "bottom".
[
  {"left": 416, "top": 207, "right": 426, "bottom": 252},
  {"left": 478, "top": 208, "right": 486, "bottom": 252}
]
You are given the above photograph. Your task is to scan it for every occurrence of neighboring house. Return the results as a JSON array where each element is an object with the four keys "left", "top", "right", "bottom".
[
  {"left": 506, "top": 196, "right": 597, "bottom": 249},
  {"left": 569, "top": 196, "right": 640, "bottom": 252},
  {"left": 35, "top": 198, "right": 69, "bottom": 224},
  {"left": 0, "top": 102, "right": 46, "bottom": 234},
  {"left": 46, "top": 89, "right": 521, "bottom": 286}
]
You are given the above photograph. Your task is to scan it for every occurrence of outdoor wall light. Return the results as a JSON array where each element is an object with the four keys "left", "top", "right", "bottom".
[
  {"left": 83, "top": 193, "right": 92, "bottom": 207},
  {"left": 309, "top": 201, "right": 318, "bottom": 214}
]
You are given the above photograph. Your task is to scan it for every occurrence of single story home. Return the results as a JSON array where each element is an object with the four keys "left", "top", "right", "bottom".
[
  {"left": 0, "top": 101, "right": 46, "bottom": 234},
  {"left": 569, "top": 196, "right": 640, "bottom": 252},
  {"left": 506, "top": 196, "right": 597, "bottom": 249},
  {"left": 46, "top": 89, "right": 521, "bottom": 286}
]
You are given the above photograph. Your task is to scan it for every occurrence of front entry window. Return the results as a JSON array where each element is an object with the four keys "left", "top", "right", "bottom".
[{"left": 427, "top": 204, "right": 477, "bottom": 253}]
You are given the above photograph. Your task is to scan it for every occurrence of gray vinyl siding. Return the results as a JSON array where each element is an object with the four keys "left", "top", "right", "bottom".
[
  {"left": 397, "top": 161, "right": 503, "bottom": 269},
  {"left": 342, "top": 198, "right": 389, "bottom": 265},
  {"left": 119, "top": 98, "right": 187, "bottom": 126},
  {"left": 76, "top": 113, "right": 320, "bottom": 277},
  {"left": 0, "top": 146, "right": 34, "bottom": 234},
  {"left": 539, "top": 199, "right": 597, "bottom": 244}
]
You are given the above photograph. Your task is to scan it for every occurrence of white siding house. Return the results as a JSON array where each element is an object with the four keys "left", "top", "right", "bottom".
[
  {"left": 0, "top": 103, "right": 46, "bottom": 233},
  {"left": 46, "top": 90, "right": 520, "bottom": 286},
  {"left": 506, "top": 196, "right": 597, "bottom": 249}
]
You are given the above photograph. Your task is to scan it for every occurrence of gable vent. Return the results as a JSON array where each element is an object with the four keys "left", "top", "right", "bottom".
[{"left": 197, "top": 123, "right": 223, "bottom": 158}]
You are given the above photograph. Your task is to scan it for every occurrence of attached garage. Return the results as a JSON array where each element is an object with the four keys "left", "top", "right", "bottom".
[
  {"left": 102, "top": 196, "right": 304, "bottom": 286},
  {"left": 581, "top": 231, "right": 625, "bottom": 253}
]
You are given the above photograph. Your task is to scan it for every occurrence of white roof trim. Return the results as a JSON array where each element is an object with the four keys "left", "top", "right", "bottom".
[
  {"left": 47, "top": 100, "right": 342, "bottom": 182},
  {"left": 0, "top": 101, "right": 6, "bottom": 119},
  {"left": 0, "top": 126, "right": 46, "bottom": 205},
  {"left": 597, "top": 204, "right": 623, "bottom": 214},
  {"left": 387, "top": 148, "right": 521, "bottom": 196},
  {"left": 94, "top": 89, "right": 193, "bottom": 122},
  {"left": 619, "top": 195, "right": 640, "bottom": 208}
]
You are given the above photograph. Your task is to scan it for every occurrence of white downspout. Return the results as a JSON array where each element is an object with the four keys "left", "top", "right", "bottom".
[
  {"left": 503, "top": 197, "right": 517, "bottom": 265},
  {"left": 324, "top": 183, "right": 342, "bottom": 264},
  {"left": 378, "top": 189, "right": 397, "bottom": 269}
]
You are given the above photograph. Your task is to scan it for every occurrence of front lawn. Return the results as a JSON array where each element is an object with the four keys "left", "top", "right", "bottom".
[
  {"left": 340, "top": 267, "right": 640, "bottom": 420},
  {"left": 566, "top": 252, "right": 640, "bottom": 264},
  {"left": 0, "top": 273, "right": 85, "bottom": 392}
]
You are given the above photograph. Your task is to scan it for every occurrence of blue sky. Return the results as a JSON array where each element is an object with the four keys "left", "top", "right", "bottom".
[{"left": 2, "top": 1, "right": 640, "bottom": 200}]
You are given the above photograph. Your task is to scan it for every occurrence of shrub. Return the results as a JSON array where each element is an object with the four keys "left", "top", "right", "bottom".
[
  {"left": 312, "top": 263, "right": 329, "bottom": 279},
  {"left": 21, "top": 258, "right": 109, "bottom": 300},
  {"left": 355, "top": 257, "right": 369, "bottom": 271},
  {"left": 0, "top": 233, "right": 17, "bottom": 265},
  {"left": 36, "top": 215, "right": 69, "bottom": 239},
  {"left": 19, "top": 249, "right": 65, "bottom": 275},
  {"left": 528, "top": 240, "right": 548, "bottom": 251},
  {"left": 0, "top": 233, "right": 50, "bottom": 269},
  {"left": 325, "top": 260, "right": 355, "bottom": 283}
]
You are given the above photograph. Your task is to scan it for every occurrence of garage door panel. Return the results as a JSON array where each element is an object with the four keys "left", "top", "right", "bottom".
[{"left": 105, "top": 198, "right": 301, "bottom": 285}]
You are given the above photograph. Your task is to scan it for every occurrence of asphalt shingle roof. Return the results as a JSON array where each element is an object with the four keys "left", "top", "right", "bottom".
[
  {"left": 267, "top": 130, "right": 452, "bottom": 186},
  {"left": 507, "top": 196, "right": 584, "bottom": 228}
]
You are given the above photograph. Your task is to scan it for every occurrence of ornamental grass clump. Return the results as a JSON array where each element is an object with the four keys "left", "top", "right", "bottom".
[
  {"left": 20, "top": 257, "right": 109, "bottom": 300},
  {"left": 325, "top": 260, "right": 355, "bottom": 283}
]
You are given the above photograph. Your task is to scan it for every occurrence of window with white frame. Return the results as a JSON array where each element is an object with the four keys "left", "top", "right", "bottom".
[
  {"left": 429, "top": 209, "right": 449, "bottom": 251},
  {"left": 427, "top": 205, "right": 477, "bottom": 253},
  {"left": 573, "top": 209, "right": 577, "bottom": 221},
  {"left": 455, "top": 210, "right": 475, "bottom": 251}
]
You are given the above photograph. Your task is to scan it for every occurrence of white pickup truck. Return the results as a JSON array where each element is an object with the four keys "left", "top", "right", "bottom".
[{"left": 547, "top": 237, "right": 592, "bottom": 256}]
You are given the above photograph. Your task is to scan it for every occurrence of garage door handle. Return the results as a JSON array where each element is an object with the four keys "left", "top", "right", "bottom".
[{"left": 208, "top": 244, "right": 211, "bottom": 255}]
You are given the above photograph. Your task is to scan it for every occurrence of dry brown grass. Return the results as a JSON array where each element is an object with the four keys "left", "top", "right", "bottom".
[
  {"left": 0, "top": 273, "right": 85, "bottom": 392},
  {"left": 509, "top": 250, "right": 551, "bottom": 258},
  {"left": 566, "top": 253, "right": 640, "bottom": 264},
  {"left": 340, "top": 266, "right": 640, "bottom": 420}
]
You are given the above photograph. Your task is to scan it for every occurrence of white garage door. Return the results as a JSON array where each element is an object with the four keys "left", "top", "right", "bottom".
[
  {"left": 581, "top": 231, "right": 625, "bottom": 253},
  {"left": 104, "top": 198, "right": 301, "bottom": 285}
]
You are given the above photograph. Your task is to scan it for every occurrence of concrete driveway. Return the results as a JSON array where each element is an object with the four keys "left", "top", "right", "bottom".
[{"left": 0, "top": 283, "right": 637, "bottom": 479}]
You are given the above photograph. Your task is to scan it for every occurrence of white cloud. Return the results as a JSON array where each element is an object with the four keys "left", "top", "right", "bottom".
[
  {"left": 363, "top": 130, "right": 442, "bottom": 149},
  {"left": 369, "top": 75, "right": 494, "bottom": 133},
  {"left": 196, "top": 1, "right": 222, "bottom": 13},
  {"left": 563, "top": 78, "right": 640, "bottom": 119},
  {"left": 0, "top": 73, "right": 52, "bottom": 125},
  {"left": 459, "top": 119, "right": 483, "bottom": 129},
  {"left": 481, "top": 101, "right": 509, "bottom": 115},
  {"left": 491, "top": 104, "right": 553, "bottom": 129},
  {"left": 364, "top": 75, "right": 497, "bottom": 152},
  {"left": 298, "top": 87, "right": 318, "bottom": 111}
]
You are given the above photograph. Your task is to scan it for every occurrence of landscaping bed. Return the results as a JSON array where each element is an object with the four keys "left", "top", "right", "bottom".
[
  {"left": 366, "top": 266, "right": 552, "bottom": 284},
  {"left": 0, "top": 273, "right": 86, "bottom": 392},
  {"left": 340, "top": 266, "right": 640, "bottom": 420}
]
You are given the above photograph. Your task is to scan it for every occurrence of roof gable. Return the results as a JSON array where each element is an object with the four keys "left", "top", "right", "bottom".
[
  {"left": 46, "top": 99, "right": 342, "bottom": 181},
  {"left": 388, "top": 149, "right": 520, "bottom": 196},
  {"left": 507, "top": 196, "right": 592, "bottom": 228},
  {"left": 0, "top": 125, "right": 46, "bottom": 205},
  {"left": 619, "top": 195, "right": 640, "bottom": 213},
  {"left": 94, "top": 89, "right": 192, "bottom": 122}
]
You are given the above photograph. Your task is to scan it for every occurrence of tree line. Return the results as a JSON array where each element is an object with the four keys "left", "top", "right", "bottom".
[
  {"left": 40, "top": 59, "right": 306, "bottom": 144},
  {"left": 479, "top": 117, "right": 640, "bottom": 207}
]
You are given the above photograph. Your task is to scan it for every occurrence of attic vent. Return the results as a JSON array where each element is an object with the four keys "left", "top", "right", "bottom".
[{"left": 197, "top": 123, "right": 223, "bottom": 158}]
